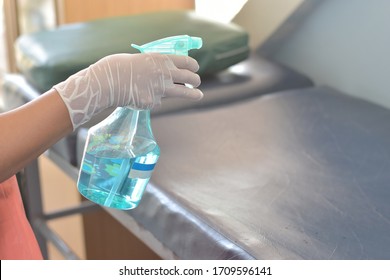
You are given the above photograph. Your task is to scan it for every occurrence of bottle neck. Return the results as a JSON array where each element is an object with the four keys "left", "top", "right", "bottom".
[
  {"left": 121, "top": 107, "right": 151, "bottom": 116},
  {"left": 116, "top": 107, "right": 153, "bottom": 136},
  {"left": 124, "top": 105, "right": 150, "bottom": 111}
]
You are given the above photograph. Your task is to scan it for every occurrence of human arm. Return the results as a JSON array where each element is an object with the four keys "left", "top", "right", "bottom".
[
  {"left": 0, "top": 90, "right": 72, "bottom": 182},
  {"left": 0, "top": 53, "right": 202, "bottom": 182}
]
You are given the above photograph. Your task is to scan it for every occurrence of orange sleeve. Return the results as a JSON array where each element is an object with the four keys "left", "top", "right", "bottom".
[{"left": 0, "top": 176, "right": 43, "bottom": 260}]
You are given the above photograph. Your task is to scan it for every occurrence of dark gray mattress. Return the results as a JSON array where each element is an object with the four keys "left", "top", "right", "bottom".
[{"left": 91, "top": 87, "right": 390, "bottom": 259}]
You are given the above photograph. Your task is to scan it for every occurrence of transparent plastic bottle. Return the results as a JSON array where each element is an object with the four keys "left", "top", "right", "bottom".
[
  {"left": 77, "top": 35, "right": 202, "bottom": 210},
  {"left": 78, "top": 108, "right": 159, "bottom": 209}
]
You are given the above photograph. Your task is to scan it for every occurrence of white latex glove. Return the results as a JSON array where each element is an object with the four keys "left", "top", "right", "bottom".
[{"left": 53, "top": 53, "right": 203, "bottom": 130}]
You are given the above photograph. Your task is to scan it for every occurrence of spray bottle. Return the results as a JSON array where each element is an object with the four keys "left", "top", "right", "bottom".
[{"left": 77, "top": 35, "right": 202, "bottom": 210}]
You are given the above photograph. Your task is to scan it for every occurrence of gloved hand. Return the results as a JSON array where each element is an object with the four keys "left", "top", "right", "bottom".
[{"left": 53, "top": 53, "right": 203, "bottom": 130}]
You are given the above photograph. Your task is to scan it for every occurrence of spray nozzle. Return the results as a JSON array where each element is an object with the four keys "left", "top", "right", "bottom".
[{"left": 131, "top": 35, "right": 202, "bottom": 56}]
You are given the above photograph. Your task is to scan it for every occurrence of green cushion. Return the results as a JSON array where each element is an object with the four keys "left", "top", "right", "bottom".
[{"left": 15, "top": 10, "right": 249, "bottom": 92}]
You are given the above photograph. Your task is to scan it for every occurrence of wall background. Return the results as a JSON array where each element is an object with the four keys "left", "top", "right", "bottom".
[
  {"left": 259, "top": 0, "right": 390, "bottom": 109},
  {"left": 233, "top": 0, "right": 304, "bottom": 49}
]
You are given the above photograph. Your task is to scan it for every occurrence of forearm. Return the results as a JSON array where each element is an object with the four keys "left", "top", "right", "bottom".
[{"left": 0, "top": 89, "right": 73, "bottom": 182}]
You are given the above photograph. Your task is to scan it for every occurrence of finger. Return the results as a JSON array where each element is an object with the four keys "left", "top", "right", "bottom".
[
  {"left": 164, "top": 85, "right": 204, "bottom": 100},
  {"left": 170, "top": 69, "right": 201, "bottom": 88},
  {"left": 166, "top": 55, "right": 200, "bottom": 72}
]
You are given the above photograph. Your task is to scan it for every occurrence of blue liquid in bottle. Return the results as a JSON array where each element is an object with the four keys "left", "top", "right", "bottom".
[
  {"left": 78, "top": 137, "right": 159, "bottom": 209},
  {"left": 77, "top": 109, "right": 159, "bottom": 210}
]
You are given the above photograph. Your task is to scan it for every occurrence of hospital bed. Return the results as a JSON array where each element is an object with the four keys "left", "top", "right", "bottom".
[{"left": 2, "top": 3, "right": 390, "bottom": 259}]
